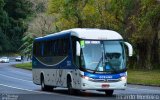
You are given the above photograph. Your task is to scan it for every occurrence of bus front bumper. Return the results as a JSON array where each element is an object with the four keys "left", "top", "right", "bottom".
[{"left": 79, "top": 78, "right": 127, "bottom": 90}]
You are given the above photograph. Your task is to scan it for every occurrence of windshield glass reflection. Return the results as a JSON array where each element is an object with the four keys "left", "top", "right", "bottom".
[{"left": 80, "top": 40, "right": 126, "bottom": 73}]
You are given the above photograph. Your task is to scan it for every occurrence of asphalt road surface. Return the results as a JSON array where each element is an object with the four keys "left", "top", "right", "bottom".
[{"left": 0, "top": 62, "right": 160, "bottom": 100}]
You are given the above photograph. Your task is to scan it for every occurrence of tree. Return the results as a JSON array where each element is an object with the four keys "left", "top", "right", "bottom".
[
  {"left": 48, "top": 0, "right": 160, "bottom": 69},
  {"left": 29, "top": 0, "right": 48, "bottom": 13},
  {"left": 130, "top": 0, "right": 160, "bottom": 69},
  {"left": 48, "top": 0, "right": 88, "bottom": 30},
  {"left": 18, "top": 32, "right": 34, "bottom": 58},
  {"left": 0, "top": 0, "right": 11, "bottom": 52},
  {"left": 20, "top": 0, "right": 55, "bottom": 57},
  {"left": 0, "top": 0, "right": 34, "bottom": 52},
  {"left": 28, "top": 13, "right": 55, "bottom": 37}
]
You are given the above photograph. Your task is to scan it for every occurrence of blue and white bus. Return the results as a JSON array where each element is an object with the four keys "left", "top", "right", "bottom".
[{"left": 32, "top": 28, "right": 133, "bottom": 96}]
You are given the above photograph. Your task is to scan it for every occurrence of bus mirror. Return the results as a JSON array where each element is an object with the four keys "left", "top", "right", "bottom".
[
  {"left": 76, "top": 41, "right": 81, "bottom": 56},
  {"left": 124, "top": 42, "right": 133, "bottom": 57}
]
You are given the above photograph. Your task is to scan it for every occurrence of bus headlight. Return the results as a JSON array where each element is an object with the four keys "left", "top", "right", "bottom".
[
  {"left": 120, "top": 76, "right": 126, "bottom": 81},
  {"left": 80, "top": 75, "right": 93, "bottom": 81},
  {"left": 84, "top": 76, "right": 90, "bottom": 80}
]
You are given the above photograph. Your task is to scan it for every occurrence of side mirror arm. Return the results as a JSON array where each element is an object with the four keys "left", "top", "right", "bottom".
[{"left": 124, "top": 42, "right": 133, "bottom": 57}]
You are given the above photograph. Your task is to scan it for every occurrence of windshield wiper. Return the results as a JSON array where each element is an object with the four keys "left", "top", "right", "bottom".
[
  {"left": 93, "top": 42, "right": 105, "bottom": 73},
  {"left": 93, "top": 56, "right": 103, "bottom": 73}
]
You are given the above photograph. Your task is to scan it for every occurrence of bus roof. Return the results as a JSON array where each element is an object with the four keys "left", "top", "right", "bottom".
[{"left": 35, "top": 28, "right": 123, "bottom": 41}]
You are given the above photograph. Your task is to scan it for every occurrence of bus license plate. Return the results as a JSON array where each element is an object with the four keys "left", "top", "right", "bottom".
[{"left": 102, "top": 84, "right": 110, "bottom": 88}]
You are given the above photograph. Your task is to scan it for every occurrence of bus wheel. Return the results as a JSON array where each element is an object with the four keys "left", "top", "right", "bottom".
[
  {"left": 67, "top": 78, "right": 74, "bottom": 95},
  {"left": 105, "top": 90, "right": 114, "bottom": 96},
  {"left": 74, "top": 89, "right": 81, "bottom": 95},
  {"left": 41, "top": 75, "right": 53, "bottom": 91}
]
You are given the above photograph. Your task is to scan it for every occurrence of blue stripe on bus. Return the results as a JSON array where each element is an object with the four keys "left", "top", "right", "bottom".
[
  {"left": 32, "top": 56, "right": 77, "bottom": 69},
  {"left": 84, "top": 72, "right": 126, "bottom": 79}
]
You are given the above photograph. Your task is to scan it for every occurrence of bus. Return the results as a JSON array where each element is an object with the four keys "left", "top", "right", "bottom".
[{"left": 32, "top": 28, "right": 133, "bottom": 96}]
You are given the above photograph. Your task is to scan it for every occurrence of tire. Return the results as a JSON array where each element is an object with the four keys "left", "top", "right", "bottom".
[
  {"left": 105, "top": 90, "right": 114, "bottom": 96},
  {"left": 74, "top": 89, "right": 81, "bottom": 95},
  {"left": 67, "top": 77, "right": 74, "bottom": 95},
  {"left": 41, "top": 75, "right": 53, "bottom": 91}
]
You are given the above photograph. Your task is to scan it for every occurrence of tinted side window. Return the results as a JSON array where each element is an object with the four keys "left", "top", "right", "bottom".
[
  {"left": 33, "top": 41, "right": 42, "bottom": 57},
  {"left": 35, "top": 37, "right": 70, "bottom": 65}
]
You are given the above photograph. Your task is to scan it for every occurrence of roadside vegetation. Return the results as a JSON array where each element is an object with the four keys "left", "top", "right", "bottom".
[
  {"left": 15, "top": 62, "right": 32, "bottom": 70},
  {"left": 128, "top": 69, "right": 160, "bottom": 86}
]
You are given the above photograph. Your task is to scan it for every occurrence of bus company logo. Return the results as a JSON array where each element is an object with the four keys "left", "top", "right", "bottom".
[
  {"left": 67, "top": 61, "right": 71, "bottom": 66},
  {"left": 99, "top": 76, "right": 112, "bottom": 79}
]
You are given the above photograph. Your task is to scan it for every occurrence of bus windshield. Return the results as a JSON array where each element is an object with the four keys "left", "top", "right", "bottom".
[{"left": 80, "top": 40, "right": 126, "bottom": 74}]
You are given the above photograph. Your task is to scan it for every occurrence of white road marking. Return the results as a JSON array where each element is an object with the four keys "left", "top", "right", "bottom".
[
  {"left": 0, "top": 83, "right": 51, "bottom": 94},
  {"left": 0, "top": 73, "right": 32, "bottom": 83},
  {"left": 0, "top": 84, "right": 96, "bottom": 100}
]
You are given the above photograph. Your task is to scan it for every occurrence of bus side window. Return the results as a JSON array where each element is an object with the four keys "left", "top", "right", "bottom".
[
  {"left": 64, "top": 38, "right": 69, "bottom": 56},
  {"left": 51, "top": 40, "right": 55, "bottom": 56},
  {"left": 34, "top": 42, "right": 42, "bottom": 57}
]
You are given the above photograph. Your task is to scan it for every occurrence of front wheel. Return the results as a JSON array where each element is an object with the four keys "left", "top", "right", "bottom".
[
  {"left": 41, "top": 76, "right": 53, "bottom": 91},
  {"left": 105, "top": 90, "right": 114, "bottom": 96},
  {"left": 67, "top": 78, "right": 75, "bottom": 95}
]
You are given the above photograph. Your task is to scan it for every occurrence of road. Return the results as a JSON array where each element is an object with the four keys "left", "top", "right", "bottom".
[{"left": 0, "top": 62, "right": 160, "bottom": 100}]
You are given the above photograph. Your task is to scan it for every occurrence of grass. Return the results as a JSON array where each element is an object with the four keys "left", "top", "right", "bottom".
[
  {"left": 127, "top": 69, "right": 160, "bottom": 86},
  {"left": 15, "top": 62, "right": 32, "bottom": 70},
  {"left": 15, "top": 63, "right": 160, "bottom": 86}
]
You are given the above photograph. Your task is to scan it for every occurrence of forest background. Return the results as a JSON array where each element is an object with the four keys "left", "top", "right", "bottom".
[{"left": 0, "top": 0, "right": 159, "bottom": 70}]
